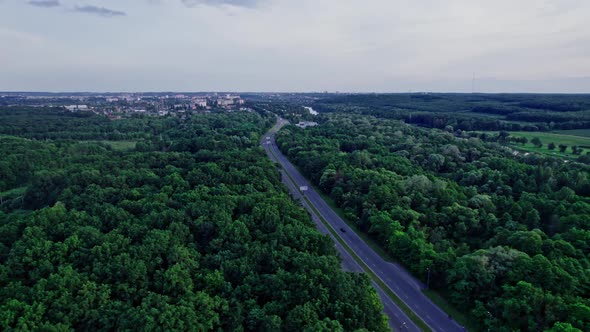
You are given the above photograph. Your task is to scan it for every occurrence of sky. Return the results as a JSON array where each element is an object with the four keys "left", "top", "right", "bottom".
[{"left": 0, "top": 0, "right": 589, "bottom": 92}]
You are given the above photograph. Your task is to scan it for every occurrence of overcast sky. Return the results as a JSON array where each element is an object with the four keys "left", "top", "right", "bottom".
[{"left": 1, "top": 0, "right": 589, "bottom": 92}]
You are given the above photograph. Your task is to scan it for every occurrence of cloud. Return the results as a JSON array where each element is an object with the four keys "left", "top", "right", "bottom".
[
  {"left": 74, "top": 5, "right": 126, "bottom": 17},
  {"left": 181, "top": 0, "right": 259, "bottom": 8},
  {"left": 3, "top": 0, "right": 590, "bottom": 92},
  {"left": 0, "top": 28, "right": 43, "bottom": 45},
  {"left": 28, "top": 0, "right": 60, "bottom": 7}
]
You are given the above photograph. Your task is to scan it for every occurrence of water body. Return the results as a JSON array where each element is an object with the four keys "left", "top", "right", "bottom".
[{"left": 303, "top": 106, "right": 318, "bottom": 115}]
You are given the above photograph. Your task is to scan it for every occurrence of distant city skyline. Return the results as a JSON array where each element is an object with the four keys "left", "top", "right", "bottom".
[{"left": 1, "top": 0, "right": 589, "bottom": 92}]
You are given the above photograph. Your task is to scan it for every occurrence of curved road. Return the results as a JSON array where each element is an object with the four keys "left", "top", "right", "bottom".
[{"left": 262, "top": 118, "right": 464, "bottom": 332}]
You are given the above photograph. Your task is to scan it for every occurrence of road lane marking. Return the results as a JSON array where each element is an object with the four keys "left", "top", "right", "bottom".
[{"left": 264, "top": 121, "right": 435, "bottom": 332}]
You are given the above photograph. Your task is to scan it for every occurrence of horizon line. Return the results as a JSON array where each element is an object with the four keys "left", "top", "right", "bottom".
[{"left": 2, "top": 91, "right": 590, "bottom": 95}]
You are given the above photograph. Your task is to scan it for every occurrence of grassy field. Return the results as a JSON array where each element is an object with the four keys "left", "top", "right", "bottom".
[
  {"left": 511, "top": 144, "right": 578, "bottom": 159},
  {"left": 80, "top": 140, "right": 137, "bottom": 151},
  {"left": 508, "top": 131, "right": 590, "bottom": 157},
  {"left": 552, "top": 129, "right": 590, "bottom": 138},
  {"left": 510, "top": 131, "right": 590, "bottom": 147}
]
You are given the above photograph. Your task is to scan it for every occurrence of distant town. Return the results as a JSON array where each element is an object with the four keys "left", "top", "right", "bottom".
[{"left": 0, "top": 92, "right": 250, "bottom": 119}]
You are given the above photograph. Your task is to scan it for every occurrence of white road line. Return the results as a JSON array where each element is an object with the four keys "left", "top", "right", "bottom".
[{"left": 264, "top": 119, "right": 455, "bottom": 332}]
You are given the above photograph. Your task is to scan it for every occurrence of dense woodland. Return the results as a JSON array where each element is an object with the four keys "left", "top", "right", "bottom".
[
  {"left": 276, "top": 112, "right": 590, "bottom": 331},
  {"left": 0, "top": 108, "right": 389, "bottom": 331},
  {"left": 313, "top": 94, "right": 590, "bottom": 131}
]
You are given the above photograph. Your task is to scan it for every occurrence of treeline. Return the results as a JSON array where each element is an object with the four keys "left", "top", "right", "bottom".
[
  {"left": 0, "top": 107, "right": 174, "bottom": 141},
  {"left": 437, "top": 132, "right": 590, "bottom": 164},
  {"left": 0, "top": 110, "right": 388, "bottom": 331},
  {"left": 313, "top": 93, "right": 590, "bottom": 131},
  {"left": 505, "top": 111, "right": 590, "bottom": 124},
  {"left": 276, "top": 114, "right": 590, "bottom": 331}
]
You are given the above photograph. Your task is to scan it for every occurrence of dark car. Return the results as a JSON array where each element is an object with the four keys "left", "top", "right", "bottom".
[{"left": 339, "top": 227, "right": 346, "bottom": 233}]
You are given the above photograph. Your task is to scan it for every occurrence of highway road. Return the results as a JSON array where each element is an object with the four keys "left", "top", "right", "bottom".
[
  {"left": 261, "top": 118, "right": 464, "bottom": 332},
  {"left": 274, "top": 158, "right": 419, "bottom": 332}
]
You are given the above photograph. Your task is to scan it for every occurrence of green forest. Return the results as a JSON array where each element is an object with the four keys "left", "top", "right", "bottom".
[
  {"left": 314, "top": 93, "right": 590, "bottom": 132},
  {"left": 276, "top": 112, "right": 590, "bottom": 332},
  {"left": 0, "top": 108, "right": 389, "bottom": 331}
]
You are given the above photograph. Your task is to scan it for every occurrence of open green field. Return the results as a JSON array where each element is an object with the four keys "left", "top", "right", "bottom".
[
  {"left": 510, "top": 131, "right": 590, "bottom": 148},
  {"left": 471, "top": 130, "right": 590, "bottom": 160},
  {"left": 79, "top": 140, "right": 137, "bottom": 151},
  {"left": 508, "top": 132, "right": 590, "bottom": 158},
  {"left": 511, "top": 144, "right": 579, "bottom": 159},
  {"left": 552, "top": 129, "right": 590, "bottom": 138}
]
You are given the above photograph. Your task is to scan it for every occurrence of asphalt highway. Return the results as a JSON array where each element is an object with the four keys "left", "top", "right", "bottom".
[
  {"left": 261, "top": 118, "right": 465, "bottom": 332},
  {"left": 275, "top": 165, "right": 419, "bottom": 332}
]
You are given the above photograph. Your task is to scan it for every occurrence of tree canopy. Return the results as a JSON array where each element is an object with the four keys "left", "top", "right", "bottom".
[
  {"left": 276, "top": 112, "right": 590, "bottom": 331},
  {"left": 0, "top": 109, "right": 389, "bottom": 331}
]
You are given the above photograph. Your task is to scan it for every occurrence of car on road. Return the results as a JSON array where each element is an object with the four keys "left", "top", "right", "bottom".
[{"left": 339, "top": 227, "right": 346, "bottom": 233}]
